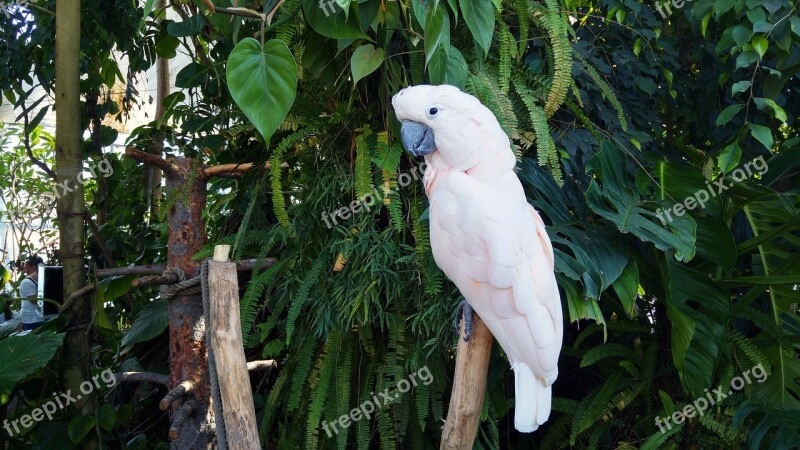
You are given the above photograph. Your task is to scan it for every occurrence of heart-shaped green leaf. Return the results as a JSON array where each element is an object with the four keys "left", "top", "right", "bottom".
[
  {"left": 227, "top": 38, "right": 297, "bottom": 144},
  {"left": 351, "top": 44, "right": 384, "bottom": 84}
]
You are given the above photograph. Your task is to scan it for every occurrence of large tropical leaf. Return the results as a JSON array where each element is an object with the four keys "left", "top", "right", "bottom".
[
  {"left": 227, "top": 38, "right": 297, "bottom": 144},
  {"left": 666, "top": 261, "right": 730, "bottom": 397},
  {"left": 585, "top": 141, "right": 697, "bottom": 262},
  {"left": 0, "top": 331, "right": 64, "bottom": 402}
]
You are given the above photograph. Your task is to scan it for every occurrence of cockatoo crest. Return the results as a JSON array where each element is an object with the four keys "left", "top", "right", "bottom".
[{"left": 392, "top": 84, "right": 516, "bottom": 180}]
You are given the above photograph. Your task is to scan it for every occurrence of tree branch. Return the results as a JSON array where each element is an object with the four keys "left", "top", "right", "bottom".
[
  {"left": 203, "top": 161, "right": 289, "bottom": 178},
  {"left": 247, "top": 360, "right": 277, "bottom": 371},
  {"left": 22, "top": 105, "right": 56, "bottom": 179},
  {"left": 125, "top": 147, "right": 178, "bottom": 177},
  {"left": 113, "top": 372, "right": 170, "bottom": 386},
  {"left": 95, "top": 259, "right": 276, "bottom": 278}
]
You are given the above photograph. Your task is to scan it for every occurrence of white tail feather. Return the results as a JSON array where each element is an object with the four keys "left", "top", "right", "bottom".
[{"left": 513, "top": 362, "right": 552, "bottom": 432}]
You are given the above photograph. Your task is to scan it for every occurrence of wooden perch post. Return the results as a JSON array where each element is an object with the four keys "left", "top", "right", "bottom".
[
  {"left": 208, "top": 245, "right": 261, "bottom": 450},
  {"left": 440, "top": 315, "right": 494, "bottom": 450}
]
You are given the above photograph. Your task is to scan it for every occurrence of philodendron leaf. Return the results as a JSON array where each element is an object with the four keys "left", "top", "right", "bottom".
[
  {"left": 0, "top": 331, "right": 64, "bottom": 401},
  {"left": 351, "top": 44, "right": 384, "bottom": 84},
  {"left": 121, "top": 300, "right": 168, "bottom": 348},
  {"left": 227, "top": 38, "right": 297, "bottom": 144}
]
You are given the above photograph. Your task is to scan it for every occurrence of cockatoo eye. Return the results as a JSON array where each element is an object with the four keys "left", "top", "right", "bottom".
[{"left": 427, "top": 107, "right": 439, "bottom": 118}]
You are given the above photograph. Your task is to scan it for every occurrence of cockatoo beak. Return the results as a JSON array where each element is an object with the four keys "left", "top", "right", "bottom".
[{"left": 400, "top": 120, "right": 436, "bottom": 157}]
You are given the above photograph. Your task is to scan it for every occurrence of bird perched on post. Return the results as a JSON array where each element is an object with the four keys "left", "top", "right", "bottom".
[{"left": 392, "top": 85, "right": 563, "bottom": 432}]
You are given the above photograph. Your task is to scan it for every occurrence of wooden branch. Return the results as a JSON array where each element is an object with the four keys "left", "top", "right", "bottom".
[
  {"left": 131, "top": 273, "right": 179, "bottom": 288},
  {"left": 96, "top": 259, "right": 275, "bottom": 279},
  {"left": 96, "top": 265, "right": 166, "bottom": 277},
  {"left": 204, "top": 161, "right": 289, "bottom": 178},
  {"left": 160, "top": 380, "right": 194, "bottom": 411},
  {"left": 247, "top": 360, "right": 277, "bottom": 372},
  {"left": 125, "top": 147, "right": 178, "bottom": 177},
  {"left": 440, "top": 315, "right": 494, "bottom": 450},
  {"left": 168, "top": 398, "right": 197, "bottom": 441},
  {"left": 22, "top": 105, "right": 57, "bottom": 179},
  {"left": 236, "top": 258, "right": 278, "bottom": 271},
  {"left": 59, "top": 285, "right": 96, "bottom": 313},
  {"left": 113, "top": 372, "right": 170, "bottom": 386},
  {"left": 209, "top": 246, "right": 261, "bottom": 449},
  {"left": 204, "top": 162, "right": 257, "bottom": 178}
]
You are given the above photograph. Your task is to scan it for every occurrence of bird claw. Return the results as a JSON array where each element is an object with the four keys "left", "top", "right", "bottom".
[{"left": 453, "top": 299, "right": 475, "bottom": 342}]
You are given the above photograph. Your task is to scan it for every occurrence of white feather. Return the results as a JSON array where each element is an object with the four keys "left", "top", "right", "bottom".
[{"left": 392, "top": 85, "right": 563, "bottom": 433}]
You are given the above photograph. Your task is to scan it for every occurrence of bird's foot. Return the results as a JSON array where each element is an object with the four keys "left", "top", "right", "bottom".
[{"left": 453, "top": 299, "right": 476, "bottom": 342}]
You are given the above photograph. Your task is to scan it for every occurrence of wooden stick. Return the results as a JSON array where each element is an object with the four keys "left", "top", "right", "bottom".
[
  {"left": 96, "top": 265, "right": 167, "bottom": 277},
  {"left": 235, "top": 258, "right": 278, "bottom": 271},
  {"left": 125, "top": 147, "right": 178, "bottom": 177},
  {"left": 160, "top": 380, "right": 195, "bottom": 411},
  {"left": 168, "top": 398, "right": 197, "bottom": 440},
  {"left": 440, "top": 315, "right": 493, "bottom": 450},
  {"left": 59, "top": 285, "right": 96, "bottom": 313},
  {"left": 95, "top": 259, "right": 276, "bottom": 278},
  {"left": 208, "top": 246, "right": 261, "bottom": 450},
  {"left": 113, "top": 372, "right": 170, "bottom": 386},
  {"left": 131, "top": 273, "right": 179, "bottom": 288},
  {"left": 247, "top": 360, "right": 277, "bottom": 371},
  {"left": 204, "top": 161, "right": 288, "bottom": 178}
]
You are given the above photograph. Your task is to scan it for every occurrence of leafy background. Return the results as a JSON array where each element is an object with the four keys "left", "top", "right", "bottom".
[{"left": 0, "top": 0, "right": 799, "bottom": 448}]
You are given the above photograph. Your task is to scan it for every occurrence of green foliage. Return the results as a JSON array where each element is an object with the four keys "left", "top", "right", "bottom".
[
  {"left": 2, "top": 0, "right": 800, "bottom": 448},
  {"left": 0, "top": 331, "right": 64, "bottom": 402},
  {"left": 227, "top": 38, "right": 298, "bottom": 144}
]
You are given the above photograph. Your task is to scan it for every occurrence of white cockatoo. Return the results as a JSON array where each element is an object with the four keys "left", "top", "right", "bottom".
[{"left": 392, "top": 85, "right": 563, "bottom": 432}]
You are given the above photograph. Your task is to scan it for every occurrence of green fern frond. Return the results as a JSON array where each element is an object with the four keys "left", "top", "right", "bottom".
[
  {"left": 271, "top": 128, "right": 313, "bottom": 228},
  {"left": 515, "top": 0, "right": 530, "bottom": 58},
  {"left": 542, "top": 0, "right": 572, "bottom": 118},
  {"left": 467, "top": 67, "right": 518, "bottom": 140},
  {"left": 287, "top": 338, "right": 319, "bottom": 411},
  {"left": 286, "top": 254, "right": 327, "bottom": 344},
  {"left": 355, "top": 126, "right": 373, "bottom": 200},
  {"left": 497, "top": 21, "right": 517, "bottom": 93},
  {"left": 575, "top": 53, "right": 628, "bottom": 131},
  {"left": 514, "top": 81, "right": 562, "bottom": 185}
]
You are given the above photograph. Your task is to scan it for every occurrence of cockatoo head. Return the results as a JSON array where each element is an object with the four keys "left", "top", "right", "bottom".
[{"left": 391, "top": 85, "right": 515, "bottom": 175}]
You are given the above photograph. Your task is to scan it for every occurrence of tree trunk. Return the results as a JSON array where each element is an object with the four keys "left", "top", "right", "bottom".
[
  {"left": 55, "top": 0, "right": 92, "bottom": 416},
  {"left": 166, "top": 158, "right": 215, "bottom": 449},
  {"left": 146, "top": 0, "right": 169, "bottom": 223}
]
